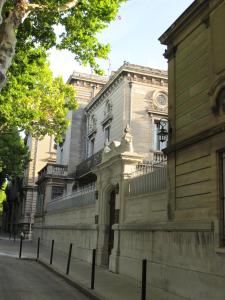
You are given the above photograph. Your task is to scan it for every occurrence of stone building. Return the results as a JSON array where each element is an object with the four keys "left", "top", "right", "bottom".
[
  {"left": 57, "top": 72, "right": 108, "bottom": 172},
  {"left": 35, "top": 63, "right": 168, "bottom": 216},
  {"left": 20, "top": 136, "right": 56, "bottom": 238},
  {"left": 2, "top": 135, "right": 56, "bottom": 238},
  {"left": 157, "top": 0, "right": 225, "bottom": 298},
  {"left": 33, "top": 1, "right": 225, "bottom": 298},
  {"left": 75, "top": 63, "right": 168, "bottom": 185},
  {"left": 35, "top": 72, "right": 108, "bottom": 217},
  {"left": 34, "top": 63, "right": 168, "bottom": 288}
]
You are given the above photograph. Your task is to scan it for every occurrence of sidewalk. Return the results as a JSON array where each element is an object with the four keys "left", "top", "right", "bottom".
[{"left": 0, "top": 236, "right": 177, "bottom": 300}]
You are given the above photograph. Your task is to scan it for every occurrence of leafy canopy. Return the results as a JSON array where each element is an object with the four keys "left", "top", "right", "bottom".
[
  {"left": 0, "top": 43, "right": 77, "bottom": 140},
  {"left": 0, "top": 128, "right": 28, "bottom": 188},
  {"left": 0, "top": 181, "right": 7, "bottom": 214},
  {"left": 5, "top": 0, "right": 127, "bottom": 74}
]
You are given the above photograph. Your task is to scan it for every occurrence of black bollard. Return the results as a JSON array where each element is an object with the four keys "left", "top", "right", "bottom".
[
  {"left": 66, "top": 243, "right": 73, "bottom": 275},
  {"left": 19, "top": 236, "right": 23, "bottom": 259},
  {"left": 50, "top": 240, "right": 54, "bottom": 265},
  {"left": 91, "top": 249, "right": 96, "bottom": 289},
  {"left": 141, "top": 259, "right": 147, "bottom": 300},
  {"left": 36, "top": 237, "right": 40, "bottom": 261}
]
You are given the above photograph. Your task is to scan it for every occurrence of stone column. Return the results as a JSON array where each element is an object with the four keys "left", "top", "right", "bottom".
[
  {"left": 96, "top": 181, "right": 110, "bottom": 266},
  {"left": 109, "top": 187, "right": 120, "bottom": 273},
  {"left": 43, "top": 183, "right": 52, "bottom": 213}
]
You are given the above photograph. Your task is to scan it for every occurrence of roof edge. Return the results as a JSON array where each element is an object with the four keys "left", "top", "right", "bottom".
[
  {"left": 85, "top": 63, "right": 168, "bottom": 112},
  {"left": 159, "top": 0, "right": 209, "bottom": 45}
]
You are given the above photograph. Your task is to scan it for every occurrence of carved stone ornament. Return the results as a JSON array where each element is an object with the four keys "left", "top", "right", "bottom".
[
  {"left": 120, "top": 124, "right": 133, "bottom": 152},
  {"left": 102, "top": 125, "right": 134, "bottom": 163},
  {"left": 103, "top": 139, "right": 111, "bottom": 153}
]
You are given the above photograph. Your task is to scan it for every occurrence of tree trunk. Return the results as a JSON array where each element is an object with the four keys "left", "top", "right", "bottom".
[
  {"left": 0, "top": 0, "right": 6, "bottom": 24},
  {"left": 0, "top": 0, "right": 27, "bottom": 90}
]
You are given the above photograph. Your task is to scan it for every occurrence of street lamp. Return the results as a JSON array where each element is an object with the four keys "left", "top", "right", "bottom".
[{"left": 157, "top": 118, "right": 169, "bottom": 143}]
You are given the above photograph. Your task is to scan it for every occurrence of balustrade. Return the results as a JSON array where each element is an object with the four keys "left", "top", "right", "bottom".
[{"left": 38, "top": 163, "right": 68, "bottom": 181}]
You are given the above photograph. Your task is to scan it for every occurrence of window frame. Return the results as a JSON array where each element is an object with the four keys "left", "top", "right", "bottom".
[{"left": 51, "top": 186, "right": 64, "bottom": 200}]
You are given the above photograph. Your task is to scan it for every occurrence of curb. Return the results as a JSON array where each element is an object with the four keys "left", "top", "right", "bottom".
[{"left": 36, "top": 259, "right": 107, "bottom": 300}]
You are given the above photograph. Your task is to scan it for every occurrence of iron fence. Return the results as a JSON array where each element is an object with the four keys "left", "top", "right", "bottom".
[
  {"left": 125, "top": 161, "right": 167, "bottom": 196},
  {"left": 47, "top": 183, "right": 96, "bottom": 212}
]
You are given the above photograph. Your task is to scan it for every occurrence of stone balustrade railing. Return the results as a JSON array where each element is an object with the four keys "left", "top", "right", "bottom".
[
  {"left": 47, "top": 183, "right": 96, "bottom": 212},
  {"left": 38, "top": 163, "right": 68, "bottom": 181}
]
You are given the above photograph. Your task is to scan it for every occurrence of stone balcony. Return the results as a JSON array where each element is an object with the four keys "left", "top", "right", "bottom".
[
  {"left": 37, "top": 163, "right": 68, "bottom": 182},
  {"left": 75, "top": 150, "right": 103, "bottom": 179},
  {"left": 153, "top": 151, "right": 167, "bottom": 163}
]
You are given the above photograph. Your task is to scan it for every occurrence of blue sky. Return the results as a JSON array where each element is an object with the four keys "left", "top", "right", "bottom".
[{"left": 49, "top": 0, "right": 193, "bottom": 81}]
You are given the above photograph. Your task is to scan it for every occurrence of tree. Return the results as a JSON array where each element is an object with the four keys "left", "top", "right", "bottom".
[
  {"left": 0, "top": 128, "right": 28, "bottom": 190},
  {"left": 0, "top": 0, "right": 126, "bottom": 89},
  {"left": 0, "top": 181, "right": 6, "bottom": 214},
  {"left": 0, "top": 43, "right": 77, "bottom": 140}
]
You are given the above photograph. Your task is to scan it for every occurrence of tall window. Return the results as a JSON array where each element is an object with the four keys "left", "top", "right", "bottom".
[
  {"left": 90, "top": 138, "right": 95, "bottom": 156},
  {"left": 153, "top": 120, "right": 167, "bottom": 151},
  {"left": 51, "top": 186, "right": 64, "bottom": 200},
  {"left": 105, "top": 126, "right": 110, "bottom": 142}
]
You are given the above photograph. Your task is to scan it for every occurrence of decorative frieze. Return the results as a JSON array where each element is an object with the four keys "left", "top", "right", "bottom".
[{"left": 86, "top": 63, "right": 168, "bottom": 114}]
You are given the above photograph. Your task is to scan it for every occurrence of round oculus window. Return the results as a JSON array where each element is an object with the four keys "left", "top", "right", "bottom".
[{"left": 156, "top": 93, "right": 167, "bottom": 106}]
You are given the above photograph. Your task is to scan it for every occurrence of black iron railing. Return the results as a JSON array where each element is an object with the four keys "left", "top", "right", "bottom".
[{"left": 75, "top": 150, "right": 103, "bottom": 178}]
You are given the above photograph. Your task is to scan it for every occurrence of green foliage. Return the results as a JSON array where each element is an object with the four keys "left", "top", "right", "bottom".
[
  {"left": 0, "top": 44, "right": 77, "bottom": 141},
  {"left": 0, "top": 181, "right": 7, "bottom": 214},
  {"left": 5, "top": 0, "right": 126, "bottom": 74},
  {"left": 0, "top": 128, "right": 28, "bottom": 189}
]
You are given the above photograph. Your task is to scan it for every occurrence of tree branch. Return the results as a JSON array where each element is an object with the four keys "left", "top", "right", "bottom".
[
  {"left": 26, "top": 0, "right": 79, "bottom": 13},
  {"left": 0, "top": 0, "right": 6, "bottom": 24},
  {"left": 57, "top": 0, "right": 79, "bottom": 12},
  {"left": 27, "top": 3, "right": 47, "bottom": 10}
]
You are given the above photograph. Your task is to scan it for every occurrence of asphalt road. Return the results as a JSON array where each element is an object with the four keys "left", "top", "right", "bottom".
[{"left": 0, "top": 255, "right": 91, "bottom": 300}]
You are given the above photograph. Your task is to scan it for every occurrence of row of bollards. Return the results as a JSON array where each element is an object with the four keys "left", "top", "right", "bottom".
[
  {"left": 19, "top": 237, "right": 97, "bottom": 290},
  {"left": 19, "top": 237, "right": 147, "bottom": 299},
  {"left": 141, "top": 259, "right": 147, "bottom": 300}
]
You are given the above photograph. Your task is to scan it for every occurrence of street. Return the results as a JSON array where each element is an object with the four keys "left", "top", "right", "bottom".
[{"left": 0, "top": 255, "right": 90, "bottom": 300}]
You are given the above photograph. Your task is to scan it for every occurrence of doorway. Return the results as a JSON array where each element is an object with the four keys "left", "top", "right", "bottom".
[{"left": 108, "top": 190, "right": 116, "bottom": 263}]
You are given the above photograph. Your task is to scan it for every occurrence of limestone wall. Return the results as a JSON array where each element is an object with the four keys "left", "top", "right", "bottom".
[
  {"left": 116, "top": 223, "right": 225, "bottom": 300},
  {"left": 124, "top": 190, "right": 167, "bottom": 223},
  {"left": 33, "top": 204, "right": 96, "bottom": 262}
]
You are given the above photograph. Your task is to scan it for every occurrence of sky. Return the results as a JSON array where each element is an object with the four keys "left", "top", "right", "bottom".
[{"left": 48, "top": 0, "right": 193, "bottom": 82}]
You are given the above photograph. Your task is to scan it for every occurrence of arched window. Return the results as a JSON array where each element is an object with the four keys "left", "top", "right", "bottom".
[{"left": 212, "top": 87, "right": 225, "bottom": 115}]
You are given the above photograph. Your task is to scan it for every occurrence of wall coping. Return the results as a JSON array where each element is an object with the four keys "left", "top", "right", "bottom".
[
  {"left": 113, "top": 220, "right": 214, "bottom": 232},
  {"left": 33, "top": 224, "right": 98, "bottom": 231}
]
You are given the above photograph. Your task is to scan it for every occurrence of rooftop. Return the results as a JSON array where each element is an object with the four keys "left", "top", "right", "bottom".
[
  {"left": 85, "top": 62, "right": 167, "bottom": 111},
  {"left": 67, "top": 71, "right": 108, "bottom": 85},
  {"left": 159, "top": 0, "right": 209, "bottom": 45}
]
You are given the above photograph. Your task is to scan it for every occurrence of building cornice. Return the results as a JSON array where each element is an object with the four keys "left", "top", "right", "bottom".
[
  {"left": 159, "top": 0, "right": 210, "bottom": 45},
  {"left": 67, "top": 71, "right": 108, "bottom": 85},
  {"left": 113, "top": 220, "right": 213, "bottom": 232},
  {"left": 85, "top": 63, "right": 168, "bottom": 114}
]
